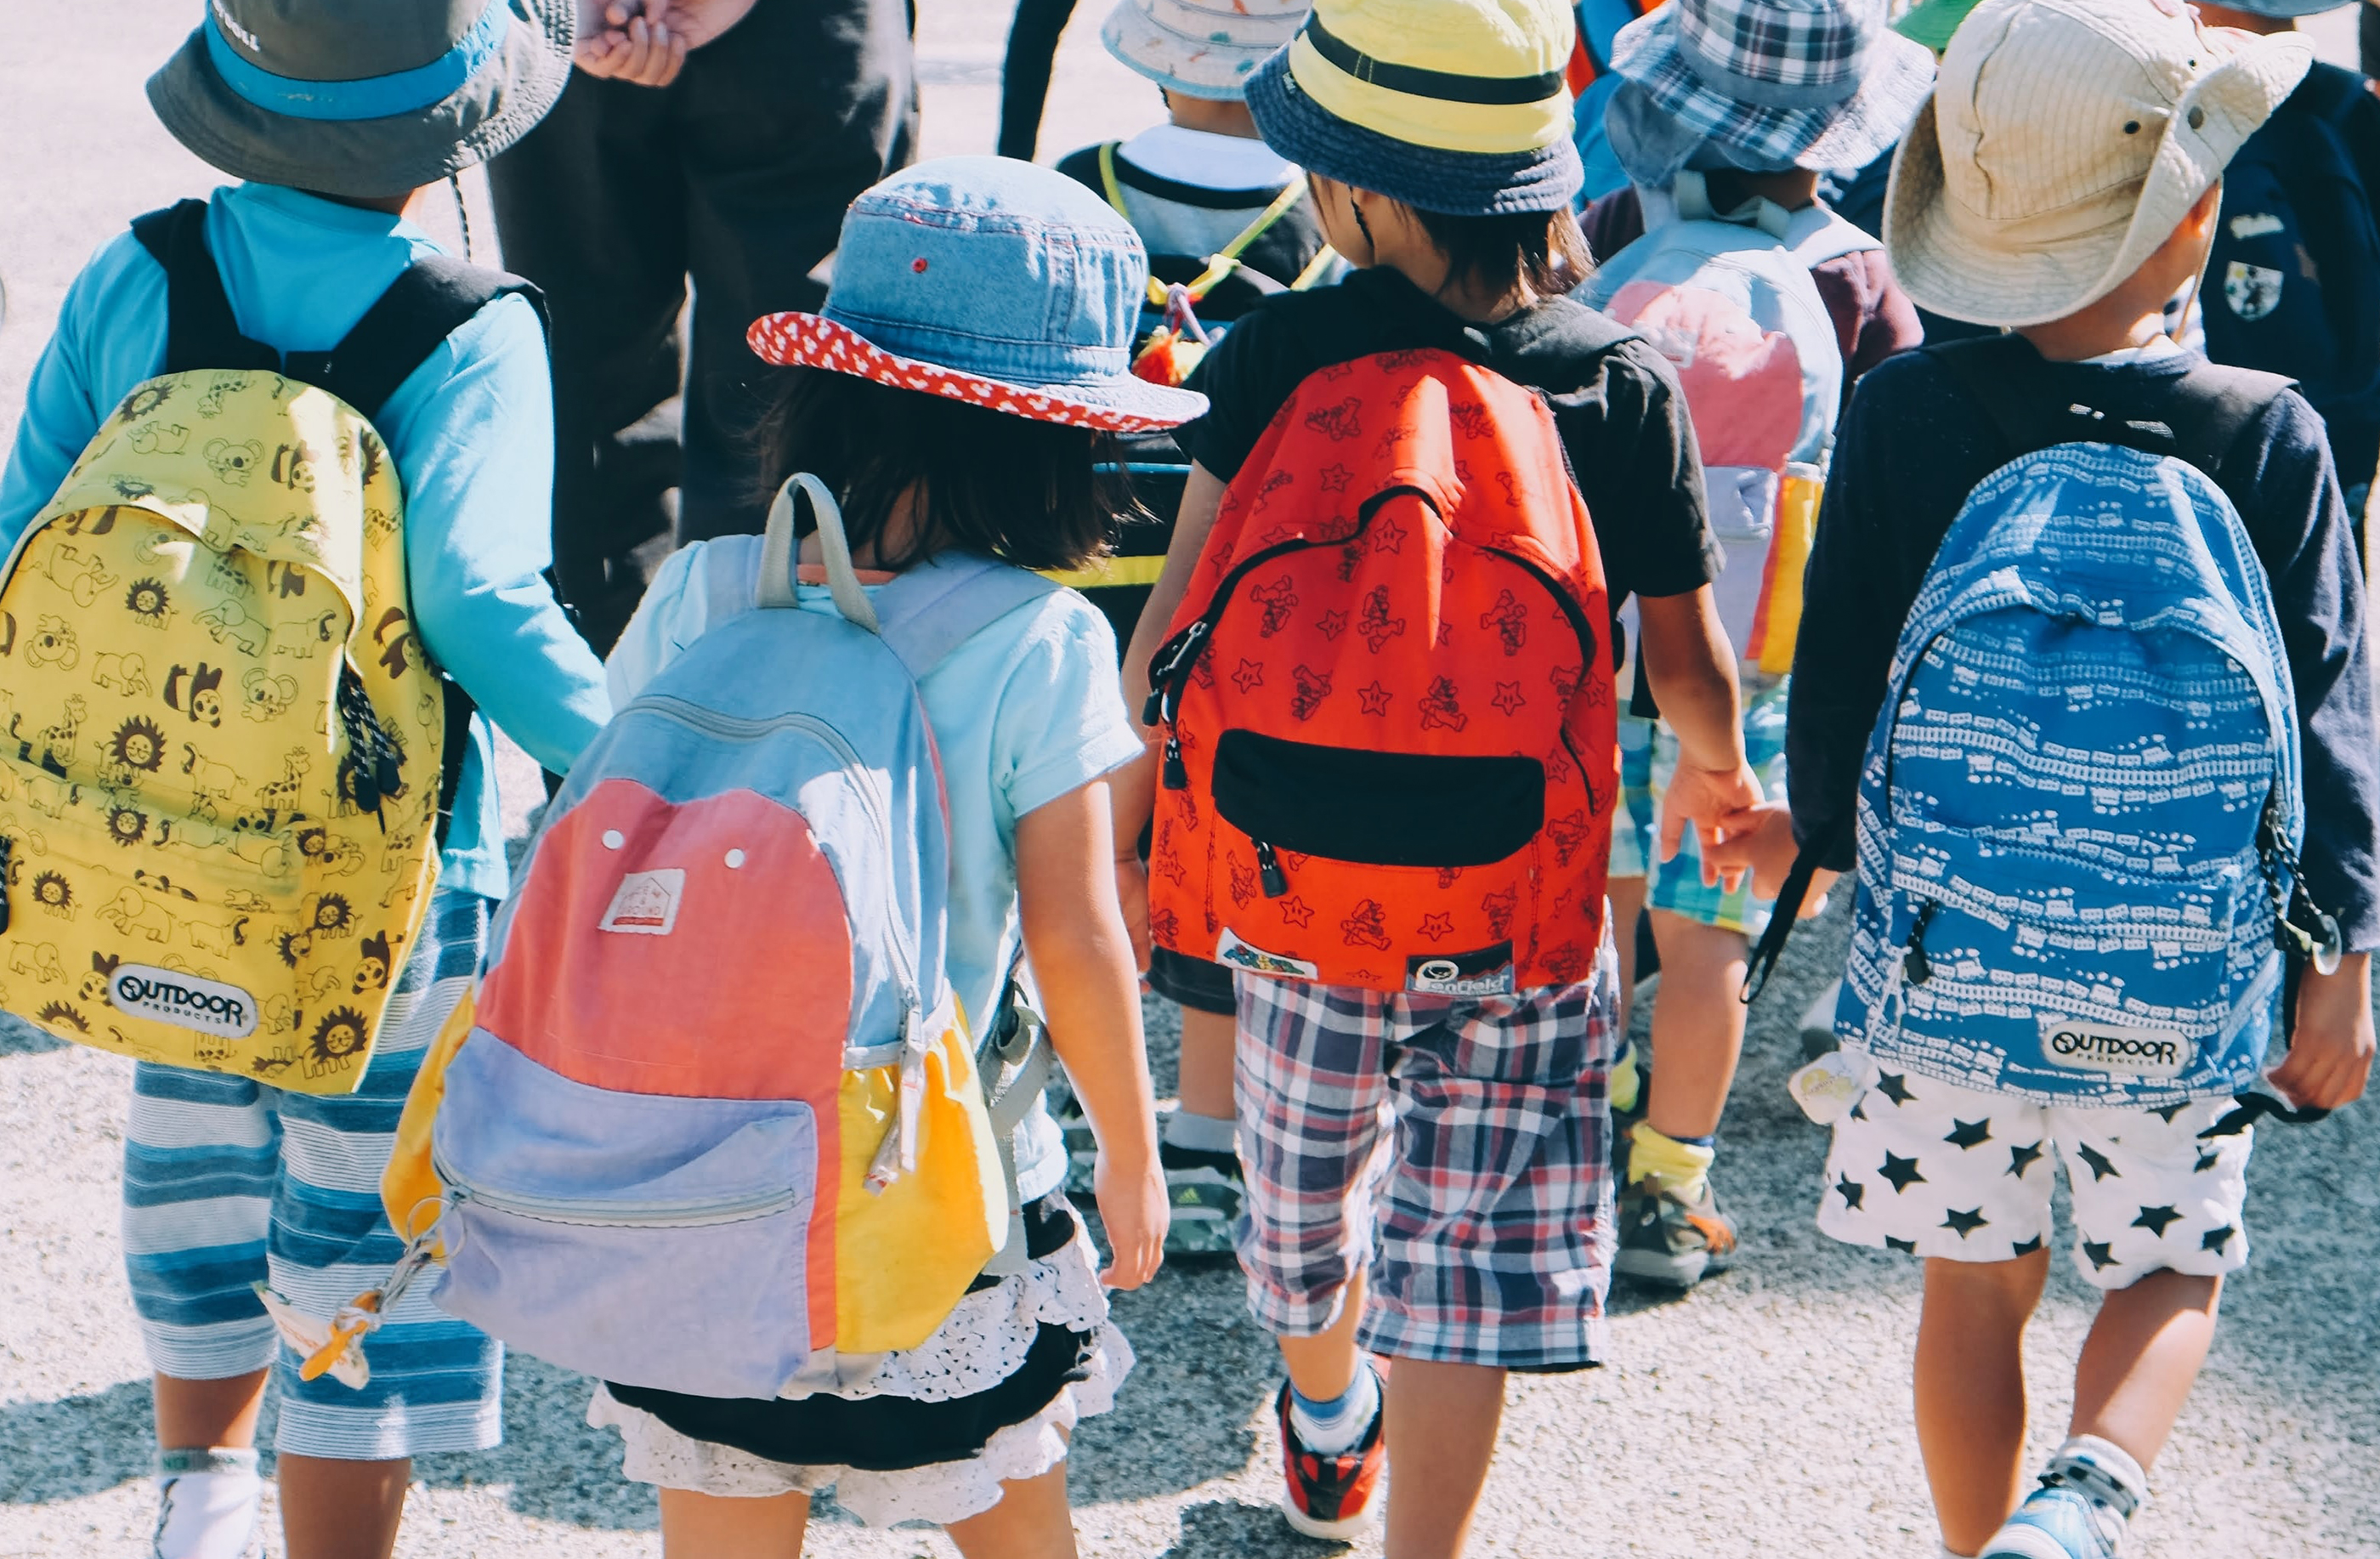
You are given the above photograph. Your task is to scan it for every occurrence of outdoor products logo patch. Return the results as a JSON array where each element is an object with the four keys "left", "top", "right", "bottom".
[
  {"left": 2040, "top": 1019, "right": 2190, "bottom": 1079},
  {"left": 1407, "top": 942, "right": 1516, "bottom": 997},
  {"left": 599, "top": 869, "right": 686, "bottom": 936},
  {"left": 1216, "top": 927, "right": 1319, "bottom": 980},
  {"left": 109, "top": 965, "right": 258, "bottom": 1039}
]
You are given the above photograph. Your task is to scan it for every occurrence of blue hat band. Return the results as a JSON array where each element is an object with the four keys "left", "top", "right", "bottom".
[{"left": 204, "top": 0, "right": 509, "bottom": 122}]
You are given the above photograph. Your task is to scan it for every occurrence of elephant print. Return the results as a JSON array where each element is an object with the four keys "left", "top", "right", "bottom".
[{"left": 99, "top": 887, "right": 177, "bottom": 944}]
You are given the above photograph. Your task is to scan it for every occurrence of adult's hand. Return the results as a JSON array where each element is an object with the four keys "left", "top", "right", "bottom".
[{"left": 575, "top": 1, "right": 688, "bottom": 85}]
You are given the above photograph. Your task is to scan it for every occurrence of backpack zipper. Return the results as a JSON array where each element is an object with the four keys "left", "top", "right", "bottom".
[
  {"left": 1255, "top": 840, "right": 1288, "bottom": 897},
  {"left": 434, "top": 1153, "right": 799, "bottom": 1229}
]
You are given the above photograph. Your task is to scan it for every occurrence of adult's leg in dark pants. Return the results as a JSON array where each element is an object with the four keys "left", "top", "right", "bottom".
[
  {"left": 487, "top": 74, "right": 689, "bottom": 655},
  {"left": 673, "top": 0, "right": 917, "bottom": 543},
  {"left": 999, "top": 0, "right": 1080, "bottom": 161}
]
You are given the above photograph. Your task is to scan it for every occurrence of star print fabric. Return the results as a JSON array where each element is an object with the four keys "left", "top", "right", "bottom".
[
  {"left": 1816, "top": 1059, "right": 2252, "bottom": 1290},
  {"left": 1229, "top": 929, "right": 1619, "bottom": 1369}
]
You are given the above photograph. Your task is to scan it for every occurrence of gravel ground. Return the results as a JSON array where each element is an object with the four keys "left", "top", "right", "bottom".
[{"left": 3, "top": 7, "right": 2375, "bottom": 1556}]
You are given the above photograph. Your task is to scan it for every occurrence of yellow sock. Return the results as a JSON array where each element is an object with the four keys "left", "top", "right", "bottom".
[
  {"left": 1609, "top": 1041, "right": 1642, "bottom": 1117},
  {"left": 1627, "top": 1122, "right": 1715, "bottom": 1201}
]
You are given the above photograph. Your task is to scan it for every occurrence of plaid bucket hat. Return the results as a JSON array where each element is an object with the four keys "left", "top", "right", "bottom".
[
  {"left": 1244, "top": 0, "right": 1584, "bottom": 215},
  {"left": 149, "top": 0, "right": 573, "bottom": 201},
  {"left": 1604, "top": 0, "right": 1933, "bottom": 182}
]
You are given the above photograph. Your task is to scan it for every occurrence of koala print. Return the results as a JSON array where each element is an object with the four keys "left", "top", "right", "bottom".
[
  {"left": 26, "top": 616, "right": 80, "bottom": 670},
  {"left": 201, "top": 438, "right": 264, "bottom": 486},
  {"left": 128, "top": 422, "right": 190, "bottom": 456},
  {"left": 241, "top": 668, "right": 298, "bottom": 723}
]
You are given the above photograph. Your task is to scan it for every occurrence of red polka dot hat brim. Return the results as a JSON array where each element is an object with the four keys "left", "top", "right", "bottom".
[{"left": 747, "top": 313, "right": 1208, "bottom": 433}]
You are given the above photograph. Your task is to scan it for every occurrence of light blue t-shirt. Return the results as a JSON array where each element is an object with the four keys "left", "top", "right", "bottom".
[
  {"left": 607, "top": 538, "right": 1145, "bottom": 1199},
  {"left": 0, "top": 183, "right": 610, "bottom": 900}
]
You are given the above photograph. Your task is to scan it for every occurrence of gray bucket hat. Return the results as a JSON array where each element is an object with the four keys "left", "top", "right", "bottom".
[{"left": 148, "top": 0, "right": 575, "bottom": 201}]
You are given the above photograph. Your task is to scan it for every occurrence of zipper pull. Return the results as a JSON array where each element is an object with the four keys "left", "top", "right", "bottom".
[
  {"left": 1902, "top": 900, "right": 1938, "bottom": 986},
  {"left": 1162, "top": 736, "right": 1187, "bottom": 791},
  {"left": 1255, "top": 840, "right": 1288, "bottom": 898},
  {"left": 0, "top": 836, "right": 11, "bottom": 935}
]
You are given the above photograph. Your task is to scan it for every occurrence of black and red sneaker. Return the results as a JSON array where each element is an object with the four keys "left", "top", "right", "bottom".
[{"left": 1274, "top": 1374, "right": 1386, "bottom": 1540}]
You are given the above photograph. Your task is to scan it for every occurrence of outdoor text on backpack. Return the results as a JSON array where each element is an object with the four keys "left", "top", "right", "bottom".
[{"left": 1144, "top": 349, "right": 1618, "bottom": 994}]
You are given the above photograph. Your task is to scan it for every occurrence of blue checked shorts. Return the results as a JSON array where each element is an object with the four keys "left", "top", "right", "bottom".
[
  {"left": 1610, "top": 675, "right": 1791, "bottom": 935},
  {"left": 121, "top": 889, "right": 502, "bottom": 1460},
  {"left": 1230, "top": 929, "right": 1619, "bottom": 1370}
]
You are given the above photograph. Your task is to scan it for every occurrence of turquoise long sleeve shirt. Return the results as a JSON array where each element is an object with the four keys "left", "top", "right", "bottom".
[{"left": 0, "top": 183, "right": 610, "bottom": 899}]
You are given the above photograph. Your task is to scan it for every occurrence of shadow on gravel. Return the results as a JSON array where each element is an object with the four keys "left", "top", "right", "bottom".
[
  {"left": 0, "top": 1379, "right": 155, "bottom": 1503},
  {"left": 1160, "top": 1499, "right": 1350, "bottom": 1556},
  {"left": 0, "top": 1014, "right": 65, "bottom": 1057},
  {"left": 415, "top": 1354, "right": 657, "bottom": 1529}
]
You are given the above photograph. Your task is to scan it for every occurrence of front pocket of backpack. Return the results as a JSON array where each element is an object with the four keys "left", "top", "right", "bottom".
[
  {"left": 1210, "top": 729, "right": 1544, "bottom": 867},
  {"left": 431, "top": 1030, "right": 821, "bottom": 1398}
]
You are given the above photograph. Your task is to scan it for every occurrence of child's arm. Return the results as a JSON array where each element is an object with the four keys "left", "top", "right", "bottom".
[
  {"left": 1015, "top": 778, "right": 1168, "bottom": 1289},
  {"left": 393, "top": 298, "right": 611, "bottom": 774},
  {"left": 1635, "top": 587, "right": 1762, "bottom": 888},
  {"left": 2274, "top": 955, "right": 2374, "bottom": 1109}
]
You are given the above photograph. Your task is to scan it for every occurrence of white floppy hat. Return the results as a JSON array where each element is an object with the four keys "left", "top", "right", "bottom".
[
  {"left": 1885, "top": 0, "right": 2311, "bottom": 328},
  {"left": 1102, "top": 0, "right": 1310, "bottom": 100}
]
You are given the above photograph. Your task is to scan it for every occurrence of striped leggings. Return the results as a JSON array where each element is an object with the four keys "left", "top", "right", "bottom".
[{"left": 121, "top": 890, "right": 502, "bottom": 1460}]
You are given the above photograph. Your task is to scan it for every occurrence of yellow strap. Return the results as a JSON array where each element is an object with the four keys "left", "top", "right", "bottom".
[
  {"left": 1096, "top": 142, "right": 1129, "bottom": 218},
  {"left": 1040, "top": 553, "right": 1168, "bottom": 590},
  {"left": 1290, "top": 244, "right": 1340, "bottom": 291}
]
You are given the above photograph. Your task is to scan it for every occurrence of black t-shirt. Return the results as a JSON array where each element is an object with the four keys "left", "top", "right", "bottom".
[
  {"left": 1787, "top": 341, "right": 2380, "bottom": 950},
  {"left": 1176, "top": 266, "right": 1720, "bottom": 625}
]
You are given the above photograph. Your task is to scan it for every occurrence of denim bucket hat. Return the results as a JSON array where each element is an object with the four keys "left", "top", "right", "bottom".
[
  {"left": 1244, "top": 0, "right": 1584, "bottom": 215},
  {"left": 148, "top": 0, "right": 574, "bottom": 201},
  {"left": 749, "top": 158, "right": 1207, "bottom": 433},
  {"left": 1603, "top": 0, "right": 1934, "bottom": 184}
]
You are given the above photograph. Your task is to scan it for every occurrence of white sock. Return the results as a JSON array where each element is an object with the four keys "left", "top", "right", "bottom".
[
  {"left": 1289, "top": 1364, "right": 1380, "bottom": 1457},
  {"left": 1162, "top": 1108, "right": 1236, "bottom": 1155},
  {"left": 2048, "top": 1432, "right": 2150, "bottom": 1517},
  {"left": 153, "top": 1448, "right": 262, "bottom": 1559}
]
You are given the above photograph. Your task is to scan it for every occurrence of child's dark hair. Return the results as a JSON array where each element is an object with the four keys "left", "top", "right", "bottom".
[
  {"left": 751, "top": 369, "right": 1140, "bottom": 572},
  {"left": 1411, "top": 207, "right": 1594, "bottom": 299}
]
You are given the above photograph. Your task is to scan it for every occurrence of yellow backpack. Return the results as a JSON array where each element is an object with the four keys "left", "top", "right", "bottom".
[{"left": 0, "top": 201, "right": 515, "bottom": 1092}]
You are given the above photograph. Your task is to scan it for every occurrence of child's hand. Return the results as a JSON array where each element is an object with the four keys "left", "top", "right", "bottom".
[
  {"left": 1093, "top": 1150, "right": 1168, "bottom": 1290},
  {"left": 1701, "top": 803, "right": 1836, "bottom": 914},
  {"left": 2271, "top": 953, "right": 2374, "bottom": 1109},
  {"left": 1114, "top": 855, "right": 1152, "bottom": 975},
  {"left": 640, "top": 0, "right": 762, "bottom": 52},
  {"left": 1658, "top": 757, "right": 1765, "bottom": 893}
]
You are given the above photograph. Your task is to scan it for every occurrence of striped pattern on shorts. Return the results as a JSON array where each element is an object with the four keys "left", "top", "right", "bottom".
[
  {"left": 121, "top": 888, "right": 502, "bottom": 1460},
  {"left": 1231, "top": 928, "right": 1619, "bottom": 1370}
]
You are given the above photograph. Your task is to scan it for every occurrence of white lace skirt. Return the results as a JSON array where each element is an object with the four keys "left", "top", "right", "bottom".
[{"left": 586, "top": 1215, "right": 1130, "bottom": 1528}]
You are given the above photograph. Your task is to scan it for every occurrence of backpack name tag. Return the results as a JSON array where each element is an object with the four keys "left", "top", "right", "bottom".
[
  {"left": 598, "top": 870, "right": 685, "bottom": 936},
  {"left": 1216, "top": 928, "right": 1319, "bottom": 981},
  {"left": 1406, "top": 943, "right": 1516, "bottom": 997},
  {"left": 110, "top": 965, "right": 258, "bottom": 1039},
  {"left": 2040, "top": 1021, "right": 2191, "bottom": 1080}
]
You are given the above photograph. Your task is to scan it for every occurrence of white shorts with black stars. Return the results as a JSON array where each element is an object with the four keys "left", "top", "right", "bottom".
[{"left": 1816, "top": 1058, "right": 2253, "bottom": 1290}]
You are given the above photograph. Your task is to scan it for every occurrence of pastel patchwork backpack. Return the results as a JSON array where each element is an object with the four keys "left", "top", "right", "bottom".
[
  {"left": 364, "top": 477, "right": 1057, "bottom": 1401},
  {"left": 0, "top": 201, "right": 499, "bottom": 1091},
  {"left": 1143, "top": 349, "right": 1618, "bottom": 995},
  {"left": 1749, "top": 338, "right": 2341, "bottom": 1108},
  {"left": 1579, "top": 172, "right": 1875, "bottom": 674}
]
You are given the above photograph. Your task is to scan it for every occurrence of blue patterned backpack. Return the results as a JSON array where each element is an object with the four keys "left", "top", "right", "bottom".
[{"left": 1757, "top": 339, "right": 2341, "bottom": 1108}]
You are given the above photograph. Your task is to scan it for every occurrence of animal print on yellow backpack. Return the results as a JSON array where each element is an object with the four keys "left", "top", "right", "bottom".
[{"left": 0, "top": 371, "right": 448, "bottom": 1092}]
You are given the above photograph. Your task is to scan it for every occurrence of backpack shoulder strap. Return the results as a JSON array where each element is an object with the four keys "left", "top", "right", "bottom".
[
  {"left": 1930, "top": 335, "right": 2292, "bottom": 480},
  {"left": 130, "top": 199, "right": 281, "bottom": 376},
  {"left": 292, "top": 254, "right": 544, "bottom": 420},
  {"left": 871, "top": 553, "right": 1062, "bottom": 679}
]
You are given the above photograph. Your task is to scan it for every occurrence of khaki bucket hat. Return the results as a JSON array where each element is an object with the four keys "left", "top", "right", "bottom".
[{"left": 1885, "top": 0, "right": 2311, "bottom": 328}]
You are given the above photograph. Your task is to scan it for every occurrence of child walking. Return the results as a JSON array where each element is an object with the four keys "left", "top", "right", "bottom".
[
  {"left": 582, "top": 157, "right": 1185, "bottom": 1555},
  {"left": 1785, "top": 3, "right": 2377, "bottom": 1555},
  {"left": 1119, "top": 0, "right": 1762, "bottom": 1549},
  {"left": 1575, "top": 0, "right": 1931, "bottom": 1288},
  {"left": 1050, "top": 0, "right": 1329, "bottom": 1256},
  {"left": 0, "top": 3, "right": 609, "bottom": 1556}
]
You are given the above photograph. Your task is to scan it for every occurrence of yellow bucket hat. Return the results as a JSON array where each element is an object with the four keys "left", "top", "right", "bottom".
[{"left": 1245, "top": 0, "right": 1584, "bottom": 213}]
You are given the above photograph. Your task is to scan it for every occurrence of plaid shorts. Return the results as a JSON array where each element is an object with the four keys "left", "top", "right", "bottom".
[
  {"left": 1610, "top": 675, "right": 1790, "bottom": 935},
  {"left": 1231, "top": 930, "right": 1619, "bottom": 1369}
]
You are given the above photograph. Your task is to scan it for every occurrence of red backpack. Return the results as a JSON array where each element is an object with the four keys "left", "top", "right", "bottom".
[{"left": 1145, "top": 349, "right": 1618, "bottom": 995}]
